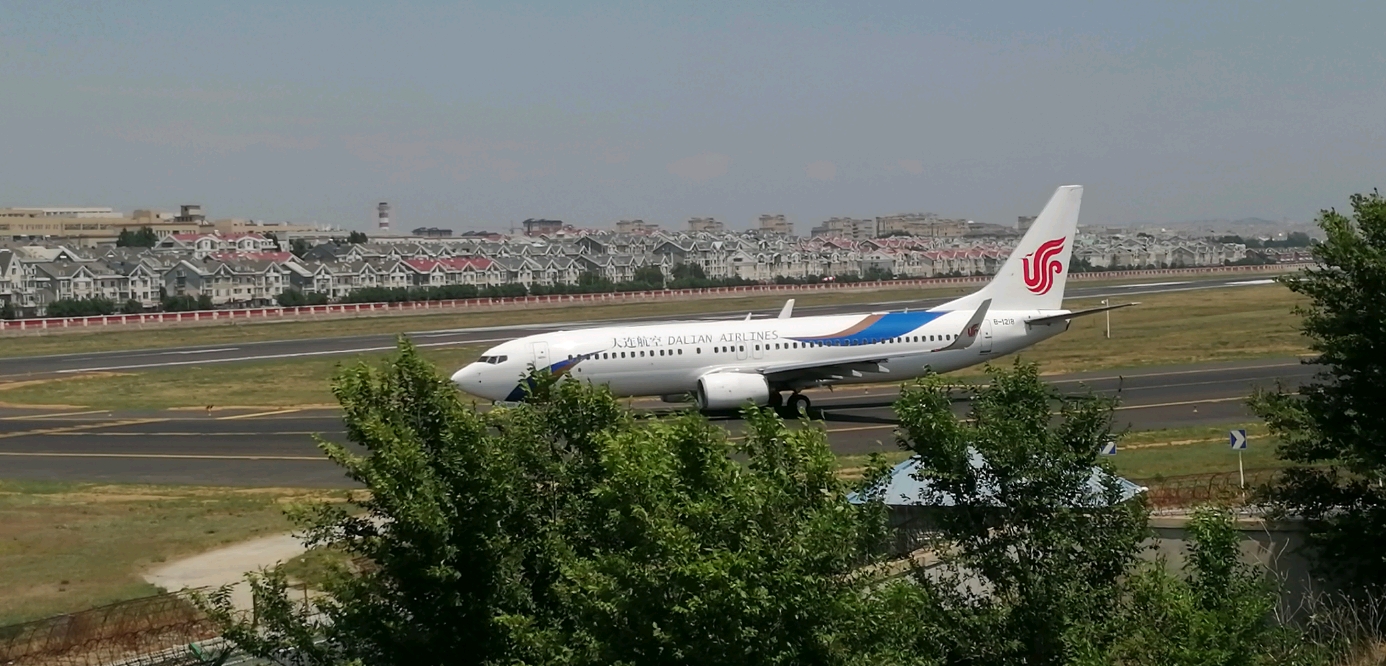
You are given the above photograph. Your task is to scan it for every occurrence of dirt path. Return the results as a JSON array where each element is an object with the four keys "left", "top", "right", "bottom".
[{"left": 144, "top": 533, "right": 306, "bottom": 609}]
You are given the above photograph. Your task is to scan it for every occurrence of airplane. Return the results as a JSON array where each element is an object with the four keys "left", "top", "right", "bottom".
[{"left": 451, "top": 185, "right": 1133, "bottom": 415}]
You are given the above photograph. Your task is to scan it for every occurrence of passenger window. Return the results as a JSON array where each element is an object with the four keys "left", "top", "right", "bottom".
[
  {"left": 677, "top": 349, "right": 683, "bottom": 355},
  {"left": 621, "top": 352, "right": 626, "bottom": 358},
  {"left": 696, "top": 347, "right": 701, "bottom": 354},
  {"left": 739, "top": 345, "right": 745, "bottom": 352}
]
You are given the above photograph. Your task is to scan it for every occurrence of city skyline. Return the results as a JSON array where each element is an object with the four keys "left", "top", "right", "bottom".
[{"left": 2, "top": 1, "right": 1383, "bottom": 230}]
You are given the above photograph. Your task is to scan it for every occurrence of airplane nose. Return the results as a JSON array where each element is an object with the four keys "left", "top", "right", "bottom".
[{"left": 451, "top": 364, "right": 481, "bottom": 387}]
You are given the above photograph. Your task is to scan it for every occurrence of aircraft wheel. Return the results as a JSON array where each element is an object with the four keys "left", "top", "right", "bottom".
[{"left": 786, "top": 393, "right": 811, "bottom": 417}]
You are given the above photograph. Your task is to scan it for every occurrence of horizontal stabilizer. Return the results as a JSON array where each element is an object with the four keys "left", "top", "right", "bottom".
[{"left": 1026, "top": 302, "right": 1139, "bottom": 326}]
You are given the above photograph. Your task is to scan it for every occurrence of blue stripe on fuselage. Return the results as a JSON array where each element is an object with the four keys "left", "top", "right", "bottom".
[
  {"left": 503, "top": 356, "right": 584, "bottom": 402},
  {"left": 791, "top": 311, "right": 948, "bottom": 345}
]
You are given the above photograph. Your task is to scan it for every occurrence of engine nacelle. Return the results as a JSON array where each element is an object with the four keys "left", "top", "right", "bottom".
[{"left": 696, "top": 372, "right": 771, "bottom": 410}]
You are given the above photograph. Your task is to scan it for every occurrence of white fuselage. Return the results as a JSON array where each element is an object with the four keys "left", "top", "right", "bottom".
[{"left": 451, "top": 307, "right": 1067, "bottom": 402}]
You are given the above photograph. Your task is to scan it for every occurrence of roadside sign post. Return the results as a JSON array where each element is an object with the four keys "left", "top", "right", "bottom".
[
  {"left": 1230, "top": 429, "right": 1248, "bottom": 488},
  {"left": 1100, "top": 440, "right": 1117, "bottom": 456},
  {"left": 1103, "top": 298, "right": 1111, "bottom": 339}
]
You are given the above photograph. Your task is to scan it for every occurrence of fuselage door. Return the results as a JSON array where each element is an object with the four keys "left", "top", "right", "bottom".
[
  {"left": 980, "top": 319, "right": 994, "bottom": 354},
  {"left": 752, "top": 341, "right": 765, "bottom": 360},
  {"left": 531, "top": 341, "right": 551, "bottom": 370},
  {"left": 736, "top": 343, "right": 749, "bottom": 361}
]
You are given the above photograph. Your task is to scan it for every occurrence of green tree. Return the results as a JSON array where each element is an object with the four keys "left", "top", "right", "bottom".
[
  {"left": 202, "top": 341, "right": 913, "bottom": 666},
  {"left": 630, "top": 263, "right": 665, "bottom": 287},
  {"left": 1086, "top": 507, "right": 1294, "bottom": 665},
  {"left": 346, "top": 230, "right": 368, "bottom": 244},
  {"left": 0, "top": 300, "right": 15, "bottom": 320},
  {"left": 116, "top": 226, "right": 158, "bottom": 247},
  {"left": 890, "top": 361, "right": 1149, "bottom": 665},
  {"left": 196, "top": 293, "right": 215, "bottom": 310},
  {"left": 46, "top": 296, "right": 118, "bottom": 317},
  {"left": 1250, "top": 190, "right": 1386, "bottom": 591},
  {"left": 670, "top": 262, "right": 707, "bottom": 282},
  {"left": 120, "top": 299, "right": 143, "bottom": 314},
  {"left": 290, "top": 238, "right": 313, "bottom": 258}
]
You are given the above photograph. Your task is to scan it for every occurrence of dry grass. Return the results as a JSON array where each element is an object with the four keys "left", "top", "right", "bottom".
[
  {"left": 0, "top": 480, "right": 336, "bottom": 625},
  {"left": 1011, "top": 283, "right": 1307, "bottom": 374}
]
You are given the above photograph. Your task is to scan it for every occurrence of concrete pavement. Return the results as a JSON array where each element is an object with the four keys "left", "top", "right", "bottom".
[{"left": 0, "top": 357, "right": 1314, "bottom": 486}]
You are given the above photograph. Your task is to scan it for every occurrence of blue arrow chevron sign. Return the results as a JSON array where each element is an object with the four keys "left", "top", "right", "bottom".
[{"left": 1230, "top": 429, "right": 1247, "bottom": 450}]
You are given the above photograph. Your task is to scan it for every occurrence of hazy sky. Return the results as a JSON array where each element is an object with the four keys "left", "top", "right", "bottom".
[{"left": 2, "top": 1, "right": 1383, "bottom": 231}]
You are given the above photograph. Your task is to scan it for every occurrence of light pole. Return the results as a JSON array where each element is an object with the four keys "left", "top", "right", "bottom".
[{"left": 1103, "top": 298, "right": 1111, "bottom": 339}]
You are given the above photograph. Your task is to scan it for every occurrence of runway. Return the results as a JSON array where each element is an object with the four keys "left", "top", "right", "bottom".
[
  {"left": 0, "top": 275, "right": 1278, "bottom": 378},
  {"left": 0, "top": 357, "right": 1314, "bottom": 487}
]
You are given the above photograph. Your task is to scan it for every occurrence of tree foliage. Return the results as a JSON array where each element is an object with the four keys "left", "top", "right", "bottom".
[
  {"left": 277, "top": 290, "right": 331, "bottom": 307},
  {"left": 160, "top": 293, "right": 215, "bottom": 312},
  {"left": 204, "top": 341, "right": 911, "bottom": 666},
  {"left": 290, "top": 238, "right": 313, "bottom": 258},
  {"left": 891, "top": 361, "right": 1149, "bottom": 664},
  {"left": 116, "top": 226, "right": 159, "bottom": 247},
  {"left": 0, "top": 300, "right": 16, "bottom": 320},
  {"left": 1250, "top": 190, "right": 1386, "bottom": 591},
  {"left": 203, "top": 353, "right": 1318, "bottom": 665},
  {"left": 346, "top": 231, "right": 368, "bottom": 244},
  {"left": 46, "top": 296, "right": 118, "bottom": 317}
]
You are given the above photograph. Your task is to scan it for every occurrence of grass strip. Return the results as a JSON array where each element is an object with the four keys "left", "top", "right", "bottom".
[{"left": 0, "top": 480, "right": 337, "bottom": 625}]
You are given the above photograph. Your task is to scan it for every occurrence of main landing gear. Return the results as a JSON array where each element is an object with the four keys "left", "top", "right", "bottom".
[{"left": 769, "top": 391, "right": 811, "bottom": 418}]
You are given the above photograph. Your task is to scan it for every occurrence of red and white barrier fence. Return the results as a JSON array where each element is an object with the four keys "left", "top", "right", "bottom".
[{"left": 0, "top": 263, "right": 1305, "bottom": 333}]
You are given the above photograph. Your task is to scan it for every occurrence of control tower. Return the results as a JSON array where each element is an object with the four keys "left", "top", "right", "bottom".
[{"left": 377, "top": 202, "right": 390, "bottom": 231}]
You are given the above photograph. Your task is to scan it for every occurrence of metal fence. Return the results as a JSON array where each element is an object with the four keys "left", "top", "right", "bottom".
[
  {"left": 0, "top": 262, "right": 1304, "bottom": 334},
  {"left": 0, "top": 590, "right": 221, "bottom": 666},
  {"left": 1142, "top": 468, "right": 1282, "bottom": 509}
]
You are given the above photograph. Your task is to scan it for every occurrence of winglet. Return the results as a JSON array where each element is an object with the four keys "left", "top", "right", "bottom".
[
  {"left": 932, "top": 299, "right": 991, "bottom": 352},
  {"left": 777, "top": 299, "right": 795, "bottom": 319}
]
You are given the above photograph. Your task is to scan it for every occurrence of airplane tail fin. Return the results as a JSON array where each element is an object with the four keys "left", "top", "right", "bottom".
[{"left": 936, "top": 185, "right": 1082, "bottom": 312}]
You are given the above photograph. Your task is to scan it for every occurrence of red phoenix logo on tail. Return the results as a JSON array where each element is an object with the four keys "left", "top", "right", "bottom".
[{"left": 1022, "top": 237, "right": 1066, "bottom": 295}]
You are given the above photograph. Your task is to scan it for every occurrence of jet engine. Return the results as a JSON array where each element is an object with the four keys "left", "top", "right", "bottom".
[{"left": 696, "top": 372, "right": 771, "bottom": 410}]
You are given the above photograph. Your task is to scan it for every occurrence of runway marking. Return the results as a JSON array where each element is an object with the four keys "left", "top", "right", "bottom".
[
  {"left": 1115, "top": 396, "right": 1247, "bottom": 410},
  {"left": 0, "top": 409, "right": 110, "bottom": 421},
  {"left": 0, "top": 451, "right": 326, "bottom": 461},
  {"left": 1045, "top": 361, "right": 1306, "bottom": 385},
  {"left": 54, "top": 431, "right": 328, "bottom": 436},
  {"left": 822, "top": 424, "right": 897, "bottom": 434},
  {"left": 1118, "top": 281, "right": 1191, "bottom": 288},
  {"left": 54, "top": 338, "right": 501, "bottom": 374},
  {"left": 169, "top": 347, "right": 240, "bottom": 355},
  {"left": 0, "top": 418, "right": 169, "bottom": 439},
  {"left": 217, "top": 408, "right": 303, "bottom": 421}
]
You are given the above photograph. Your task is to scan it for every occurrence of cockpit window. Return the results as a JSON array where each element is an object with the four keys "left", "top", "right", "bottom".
[{"left": 476, "top": 355, "right": 508, "bottom": 365}]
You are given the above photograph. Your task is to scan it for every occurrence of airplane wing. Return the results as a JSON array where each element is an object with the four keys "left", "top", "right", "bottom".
[
  {"left": 748, "top": 299, "right": 991, "bottom": 384},
  {"left": 1026, "top": 302, "right": 1138, "bottom": 326}
]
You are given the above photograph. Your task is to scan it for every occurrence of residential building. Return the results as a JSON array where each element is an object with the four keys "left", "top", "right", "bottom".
[
  {"left": 758, "top": 214, "right": 792, "bottom": 235},
  {"left": 687, "top": 217, "right": 725, "bottom": 233}
]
